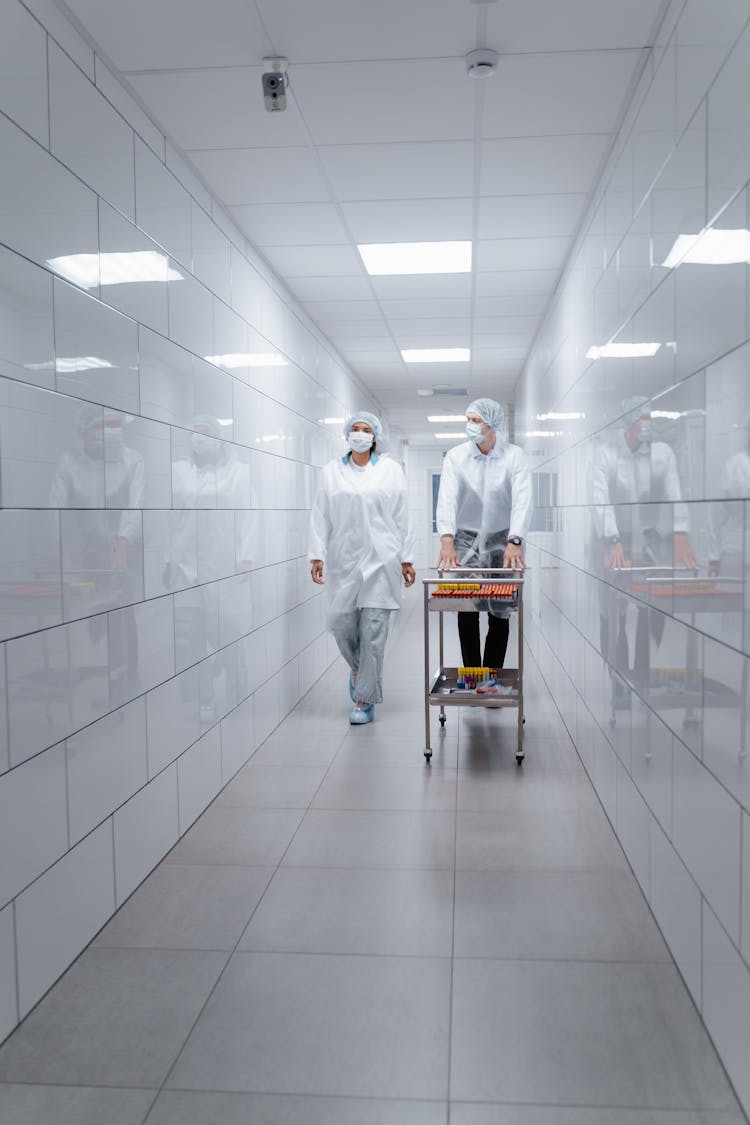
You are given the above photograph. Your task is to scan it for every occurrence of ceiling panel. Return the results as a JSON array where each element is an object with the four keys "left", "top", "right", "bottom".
[
  {"left": 476, "top": 235, "right": 571, "bottom": 272},
  {"left": 189, "top": 147, "right": 331, "bottom": 204},
  {"left": 319, "top": 141, "right": 475, "bottom": 200},
  {"left": 482, "top": 51, "right": 642, "bottom": 138},
  {"left": 262, "top": 244, "right": 364, "bottom": 278},
  {"left": 371, "top": 275, "right": 474, "bottom": 301},
  {"left": 475, "top": 270, "right": 559, "bottom": 296},
  {"left": 315, "top": 320, "right": 391, "bottom": 339},
  {"left": 379, "top": 298, "right": 473, "bottom": 319},
  {"left": 286, "top": 276, "right": 375, "bottom": 301},
  {"left": 481, "top": 134, "right": 610, "bottom": 195},
  {"left": 391, "top": 318, "right": 472, "bottom": 340},
  {"left": 474, "top": 293, "right": 550, "bottom": 316},
  {"left": 64, "top": 0, "right": 270, "bottom": 69},
  {"left": 478, "top": 193, "right": 587, "bottom": 238},
  {"left": 485, "top": 0, "right": 664, "bottom": 52},
  {"left": 304, "top": 300, "right": 386, "bottom": 321},
  {"left": 292, "top": 59, "right": 474, "bottom": 145},
  {"left": 254, "top": 0, "right": 474, "bottom": 63},
  {"left": 127, "top": 68, "right": 308, "bottom": 150},
  {"left": 341, "top": 198, "right": 473, "bottom": 243},
  {"left": 229, "top": 203, "right": 349, "bottom": 247}
]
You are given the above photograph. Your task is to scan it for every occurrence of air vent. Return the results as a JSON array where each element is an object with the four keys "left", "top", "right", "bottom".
[{"left": 432, "top": 386, "right": 468, "bottom": 396}]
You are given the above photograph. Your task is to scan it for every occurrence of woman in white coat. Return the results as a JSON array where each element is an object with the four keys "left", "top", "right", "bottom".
[{"left": 309, "top": 412, "right": 415, "bottom": 724}]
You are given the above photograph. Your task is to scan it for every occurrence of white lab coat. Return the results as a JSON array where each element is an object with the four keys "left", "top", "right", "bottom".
[
  {"left": 308, "top": 452, "right": 414, "bottom": 617},
  {"left": 590, "top": 433, "right": 689, "bottom": 540},
  {"left": 435, "top": 439, "right": 532, "bottom": 548},
  {"left": 709, "top": 450, "right": 750, "bottom": 561}
]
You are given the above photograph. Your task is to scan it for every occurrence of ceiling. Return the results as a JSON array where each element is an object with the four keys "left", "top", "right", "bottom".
[{"left": 59, "top": 0, "right": 668, "bottom": 445}]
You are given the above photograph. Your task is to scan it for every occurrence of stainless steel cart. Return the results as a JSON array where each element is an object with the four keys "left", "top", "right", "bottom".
[{"left": 423, "top": 568, "right": 525, "bottom": 764}]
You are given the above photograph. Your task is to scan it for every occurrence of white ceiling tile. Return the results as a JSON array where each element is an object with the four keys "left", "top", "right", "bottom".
[
  {"left": 318, "top": 320, "right": 391, "bottom": 339},
  {"left": 471, "top": 333, "right": 535, "bottom": 350},
  {"left": 230, "top": 203, "right": 349, "bottom": 246},
  {"left": 288, "top": 276, "right": 374, "bottom": 301},
  {"left": 371, "top": 275, "right": 473, "bottom": 300},
  {"left": 472, "top": 315, "right": 538, "bottom": 335},
  {"left": 305, "top": 300, "right": 385, "bottom": 321},
  {"left": 255, "top": 0, "right": 474, "bottom": 62},
  {"left": 476, "top": 236, "right": 570, "bottom": 272},
  {"left": 480, "top": 135, "right": 609, "bottom": 195},
  {"left": 293, "top": 59, "right": 474, "bottom": 145},
  {"left": 338, "top": 337, "right": 401, "bottom": 353},
  {"left": 391, "top": 318, "right": 472, "bottom": 341},
  {"left": 320, "top": 142, "right": 474, "bottom": 200},
  {"left": 478, "top": 193, "right": 587, "bottom": 238},
  {"left": 188, "top": 148, "right": 331, "bottom": 204},
  {"left": 127, "top": 69, "right": 308, "bottom": 150},
  {"left": 264, "top": 244, "right": 364, "bottom": 277},
  {"left": 482, "top": 51, "right": 641, "bottom": 138},
  {"left": 475, "top": 270, "right": 559, "bottom": 297},
  {"left": 474, "top": 294, "right": 549, "bottom": 316},
  {"left": 380, "top": 299, "right": 473, "bottom": 319},
  {"left": 486, "top": 0, "right": 664, "bottom": 51},
  {"left": 64, "top": 0, "right": 270, "bottom": 68},
  {"left": 341, "top": 198, "right": 473, "bottom": 243}
]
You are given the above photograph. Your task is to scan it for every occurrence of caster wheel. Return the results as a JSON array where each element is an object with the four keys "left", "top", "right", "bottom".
[
  {"left": 439, "top": 715, "right": 446, "bottom": 727},
  {"left": 516, "top": 753, "right": 525, "bottom": 765},
  {"left": 522, "top": 716, "right": 526, "bottom": 725},
  {"left": 424, "top": 750, "right": 432, "bottom": 762}
]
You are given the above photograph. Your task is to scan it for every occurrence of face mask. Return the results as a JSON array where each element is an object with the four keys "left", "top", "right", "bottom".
[
  {"left": 637, "top": 422, "right": 652, "bottom": 445},
  {"left": 348, "top": 432, "right": 374, "bottom": 453},
  {"left": 466, "top": 422, "right": 484, "bottom": 443}
]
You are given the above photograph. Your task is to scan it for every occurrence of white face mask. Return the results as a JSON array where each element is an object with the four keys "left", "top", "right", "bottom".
[
  {"left": 348, "top": 431, "right": 374, "bottom": 453},
  {"left": 466, "top": 422, "right": 484, "bottom": 443}
]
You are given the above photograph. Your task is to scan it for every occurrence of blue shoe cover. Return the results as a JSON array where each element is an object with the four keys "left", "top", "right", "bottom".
[{"left": 349, "top": 704, "right": 374, "bottom": 725}]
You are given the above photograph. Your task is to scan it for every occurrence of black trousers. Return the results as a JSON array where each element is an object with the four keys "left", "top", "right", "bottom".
[{"left": 458, "top": 612, "right": 510, "bottom": 668}]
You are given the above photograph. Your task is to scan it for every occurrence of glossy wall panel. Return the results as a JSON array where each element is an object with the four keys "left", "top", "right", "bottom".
[
  {"left": 515, "top": 2, "right": 750, "bottom": 1113},
  {"left": 0, "top": 0, "right": 381, "bottom": 1043}
]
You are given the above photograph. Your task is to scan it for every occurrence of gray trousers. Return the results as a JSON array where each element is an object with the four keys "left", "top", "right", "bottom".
[{"left": 330, "top": 607, "right": 394, "bottom": 705}]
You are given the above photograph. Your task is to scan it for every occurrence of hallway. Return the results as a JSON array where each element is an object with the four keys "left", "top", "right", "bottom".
[{"left": 0, "top": 591, "right": 743, "bottom": 1124}]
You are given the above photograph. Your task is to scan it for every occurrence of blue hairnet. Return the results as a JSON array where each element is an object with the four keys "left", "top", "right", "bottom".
[
  {"left": 467, "top": 398, "right": 504, "bottom": 431},
  {"left": 343, "top": 411, "right": 383, "bottom": 440}
]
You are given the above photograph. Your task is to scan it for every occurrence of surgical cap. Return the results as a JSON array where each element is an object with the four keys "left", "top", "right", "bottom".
[
  {"left": 343, "top": 411, "right": 383, "bottom": 440},
  {"left": 467, "top": 398, "right": 504, "bottom": 431},
  {"left": 621, "top": 395, "right": 650, "bottom": 425}
]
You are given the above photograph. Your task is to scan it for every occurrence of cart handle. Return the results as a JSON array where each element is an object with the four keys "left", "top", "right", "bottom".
[{"left": 432, "top": 567, "right": 527, "bottom": 575}]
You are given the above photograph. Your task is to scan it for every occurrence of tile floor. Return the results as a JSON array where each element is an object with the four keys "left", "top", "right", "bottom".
[{"left": 0, "top": 593, "right": 746, "bottom": 1124}]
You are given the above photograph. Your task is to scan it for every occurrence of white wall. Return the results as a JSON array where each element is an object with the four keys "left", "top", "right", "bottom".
[
  {"left": 0, "top": 0, "right": 381, "bottom": 1039},
  {"left": 515, "top": 0, "right": 750, "bottom": 1113}
]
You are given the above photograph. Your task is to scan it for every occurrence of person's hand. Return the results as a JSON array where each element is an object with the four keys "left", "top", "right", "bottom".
[
  {"left": 503, "top": 542, "right": 525, "bottom": 571},
  {"left": 437, "top": 535, "right": 459, "bottom": 571},
  {"left": 112, "top": 537, "right": 128, "bottom": 571},
  {"left": 605, "top": 541, "right": 627, "bottom": 569},
  {"left": 401, "top": 562, "right": 416, "bottom": 587},
  {"left": 674, "top": 532, "right": 697, "bottom": 570},
  {"left": 310, "top": 559, "right": 324, "bottom": 584}
]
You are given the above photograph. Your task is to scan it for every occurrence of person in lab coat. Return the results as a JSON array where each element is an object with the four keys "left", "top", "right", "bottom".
[
  {"left": 435, "top": 398, "right": 532, "bottom": 669},
  {"left": 309, "top": 412, "right": 415, "bottom": 725},
  {"left": 708, "top": 412, "right": 750, "bottom": 651}
]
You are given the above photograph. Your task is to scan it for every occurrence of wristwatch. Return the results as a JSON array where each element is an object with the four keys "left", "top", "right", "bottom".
[{"left": 508, "top": 536, "right": 522, "bottom": 546}]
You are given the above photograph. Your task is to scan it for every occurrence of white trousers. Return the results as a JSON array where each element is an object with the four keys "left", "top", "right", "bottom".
[{"left": 330, "top": 607, "right": 394, "bottom": 705}]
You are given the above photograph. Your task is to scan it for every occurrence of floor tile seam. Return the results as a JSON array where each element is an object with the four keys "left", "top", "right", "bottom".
[
  {"left": 228, "top": 949, "right": 454, "bottom": 962},
  {"left": 279, "top": 862, "right": 457, "bottom": 871},
  {"left": 158, "top": 1084, "right": 449, "bottom": 1104},
  {"left": 0, "top": 1078, "right": 161, "bottom": 1092},
  {"left": 448, "top": 953, "right": 675, "bottom": 966},
  {"left": 446, "top": 1095, "right": 745, "bottom": 1113}
]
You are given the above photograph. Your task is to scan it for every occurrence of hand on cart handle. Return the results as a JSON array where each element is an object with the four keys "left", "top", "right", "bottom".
[
  {"left": 436, "top": 535, "right": 459, "bottom": 570},
  {"left": 605, "top": 541, "right": 628, "bottom": 570},
  {"left": 503, "top": 541, "right": 526, "bottom": 571},
  {"left": 310, "top": 559, "right": 324, "bottom": 584},
  {"left": 674, "top": 532, "right": 698, "bottom": 570}
]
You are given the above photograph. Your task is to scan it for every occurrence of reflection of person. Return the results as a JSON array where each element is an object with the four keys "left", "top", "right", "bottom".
[
  {"left": 708, "top": 413, "right": 750, "bottom": 649},
  {"left": 435, "top": 398, "right": 531, "bottom": 669},
  {"left": 309, "top": 412, "right": 415, "bottom": 725}
]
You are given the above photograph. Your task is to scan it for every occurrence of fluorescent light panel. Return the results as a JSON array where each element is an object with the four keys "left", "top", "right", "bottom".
[
  {"left": 537, "top": 411, "right": 586, "bottom": 420},
  {"left": 662, "top": 228, "right": 750, "bottom": 267},
  {"left": 402, "top": 348, "right": 470, "bottom": 363},
  {"left": 47, "top": 252, "right": 183, "bottom": 288},
  {"left": 427, "top": 414, "right": 467, "bottom": 422},
  {"left": 357, "top": 241, "right": 472, "bottom": 276},
  {"left": 586, "top": 342, "right": 661, "bottom": 359},
  {"left": 434, "top": 432, "right": 465, "bottom": 439}
]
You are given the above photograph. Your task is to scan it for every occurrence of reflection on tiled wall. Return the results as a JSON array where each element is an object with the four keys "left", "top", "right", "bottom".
[
  {"left": 0, "top": 0, "right": 376, "bottom": 1037},
  {"left": 516, "top": 0, "right": 750, "bottom": 1112}
]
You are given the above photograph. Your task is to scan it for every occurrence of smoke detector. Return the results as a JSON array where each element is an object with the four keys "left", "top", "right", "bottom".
[{"left": 465, "top": 48, "right": 499, "bottom": 78}]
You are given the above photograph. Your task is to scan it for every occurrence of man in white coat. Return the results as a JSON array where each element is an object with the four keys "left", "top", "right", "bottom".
[
  {"left": 436, "top": 398, "right": 532, "bottom": 669},
  {"left": 309, "top": 412, "right": 415, "bottom": 725}
]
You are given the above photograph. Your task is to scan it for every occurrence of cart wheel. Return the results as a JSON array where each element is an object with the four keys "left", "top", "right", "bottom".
[
  {"left": 424, "top": 749, "right": 432, "bottom": 762},
  {"left": 516, "top": 752, "right": 525, "bottom": 765},
  {"left": 522, "top": 716, "right": 526, "bottom": 725},
  {"left": 439, "top": 715, "right": 446, "bottom": 727}
]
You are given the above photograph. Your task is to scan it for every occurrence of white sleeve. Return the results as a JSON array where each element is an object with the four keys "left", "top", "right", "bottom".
[
  {"left": 662, "top": 446, "right": 690, "bottom": 532},
  {"left": 392, "top": 466, "right": 415, "bottom": 563},
  {"left": 435, "top": 451, "right": 459, "bottom": 537},
  {"left": 308, "top": 472, "right": 331, "bottom": 561},
  {"left": 589, "top": 444, "right": 618, "bottom": 540},
  {"left": 508, "top": 448, "right": 533, "bottom": 540}
]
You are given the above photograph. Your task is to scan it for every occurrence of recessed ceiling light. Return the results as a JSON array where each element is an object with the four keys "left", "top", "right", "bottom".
[
  {"left": 357, "top": 241, "right": 472, "bottom": 276},
  {"left": 525, "top": 429, "right": 560, "bottom": 437},
  {"left": 586, "top": 343, "right": 661, "bottom": 359},
  {"left": 321, "top": 417, "right": 345, "bottom": 425},
  {"left": 402, "top": 348, "right": 470, "bottom": 363},
  {"left": 427, "top": 414, "right": 466, "bottom": 422},
  {"left": 434, "top": 432, "right": 466, "bottom": 439},
  {"left": 47, "top": 252, "right": 183, "bottom": 288},
  {"left": 537, "top": 412, "right": 586, "bottom": 420},
  {"left": 662, "top": 228, "right": 750, "bottom": 267}
]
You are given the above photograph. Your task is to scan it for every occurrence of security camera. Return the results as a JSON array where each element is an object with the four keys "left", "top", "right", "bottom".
[{"left": 262, "top": 59, "right": 288, "bottom": 112}]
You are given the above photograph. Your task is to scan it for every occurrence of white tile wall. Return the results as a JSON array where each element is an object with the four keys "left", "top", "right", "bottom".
[
  {"left": 512, "top": 1, "right": 750, "bottom": 1108},
  {"left": 0, "top": 0, "right": 353, "bottom": 1040}
]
